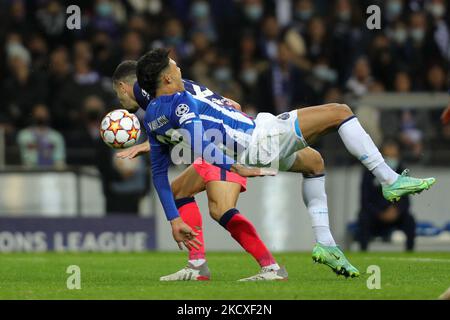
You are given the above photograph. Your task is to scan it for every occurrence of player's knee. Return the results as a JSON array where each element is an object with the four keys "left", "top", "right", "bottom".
[
  {"left": 334, "top": 103, "right": 354, "bottom": 123},
  {"left": 303, "top": 149, "right": 325, "bottom": 176},
  {"left": 170, "top": 179, "right": 184, "bottom": 199},
  {"left": 208, "top": 201, "right": 220, "bottom": 221}
]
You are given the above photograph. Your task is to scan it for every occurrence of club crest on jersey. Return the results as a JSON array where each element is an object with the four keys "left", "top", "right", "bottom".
[{"left": 175, "top": 104, "right": 190, "bottom": 117}]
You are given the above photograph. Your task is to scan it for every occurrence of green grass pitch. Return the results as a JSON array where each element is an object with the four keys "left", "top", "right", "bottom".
[{"left": 1, "top": 251, "right": 449, "bottom": 299}]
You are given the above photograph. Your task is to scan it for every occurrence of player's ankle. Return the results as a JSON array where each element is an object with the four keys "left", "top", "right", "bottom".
[{"left": 189, "top": 259, "right": 206, "bottom": 267}]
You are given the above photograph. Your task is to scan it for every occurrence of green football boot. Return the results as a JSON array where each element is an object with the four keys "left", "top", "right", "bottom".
[
  {"left": 382, "top": 169, "right": 436, "bottom": 202},
  {"left": 312, "top": 243, "right": 360, "bottom": 278}
]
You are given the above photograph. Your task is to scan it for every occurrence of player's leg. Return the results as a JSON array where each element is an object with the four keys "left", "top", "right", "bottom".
[
  {"left": 295, "top": 103, "right": 435, "bottom": 201},
  {"left": 285, "top": 148, "right": 359, "bottom": 277},
  {"left": 160, "top": 165, "right": 210, "bottom": 281},
  {"left": 206, "top": 180, "right": 287, "bottom": 281}
]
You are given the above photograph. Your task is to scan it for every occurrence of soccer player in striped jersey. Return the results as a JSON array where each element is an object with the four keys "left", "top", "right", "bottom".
[
  {"left": 112, "top": 61, "right": 288, "bottom": 281},
  {"left": 135, "top": 48, "right": 437, "bottom": 278}
]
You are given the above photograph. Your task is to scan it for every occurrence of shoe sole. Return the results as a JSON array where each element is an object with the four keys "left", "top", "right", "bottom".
[
  {"left": 312, "top": 255, "right": 360, "bottom": 278},
  {"left": 385, "top": 179, "right": 436, "bottom": 202}
]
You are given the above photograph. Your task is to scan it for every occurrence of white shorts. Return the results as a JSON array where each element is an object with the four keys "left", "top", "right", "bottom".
[{"left": 238, "top": 111, "right": 308, "bottom": 171}]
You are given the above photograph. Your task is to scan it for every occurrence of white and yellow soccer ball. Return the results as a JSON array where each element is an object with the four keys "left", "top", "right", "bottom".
[{"left": 100, "top": 109, "right": 141, "bottom": 149}]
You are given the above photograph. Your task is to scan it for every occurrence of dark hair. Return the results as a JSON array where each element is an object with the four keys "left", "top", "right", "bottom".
[
  {"left": 112, "top": 60, "right": 137, "bottom": 86},
  {"left": 136, "top": 48, "right": 170, "bottom": 97}
]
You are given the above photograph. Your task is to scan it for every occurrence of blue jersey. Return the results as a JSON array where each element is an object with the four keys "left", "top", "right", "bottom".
[{"left": 134, "top": 80, "right": 255, "bottom": 221}]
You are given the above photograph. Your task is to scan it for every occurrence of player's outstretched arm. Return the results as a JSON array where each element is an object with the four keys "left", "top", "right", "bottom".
[
  {"left": 116, "top": 140, "right": 150, "bottom": 159},
  {"left": 148, "top": 134, "right": 203, "bottom": 250}
]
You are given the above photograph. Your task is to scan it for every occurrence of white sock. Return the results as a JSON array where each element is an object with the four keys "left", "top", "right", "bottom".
[
  {"left": 264, "top": 263, "right": 280, "bottom": 271},
  {"left": 302, "top": 175, "right": 336, "bottom": 246},
  {"left": 189, "top": 259, "right": 206, "bottom": 267},
  {"left": 338, "top": 117, "right": 398, "bottom": 185},
  {"left": 372, "top": 161, "right": 399, "bottom": 185}
]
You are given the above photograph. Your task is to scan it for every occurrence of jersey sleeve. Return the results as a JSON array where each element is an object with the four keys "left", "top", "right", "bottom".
[
  {"left": 148, "top": 133, "right": 179, "bottom": 221},
  {"left": 169, "top": 93, "right": 235, "bottom": 171}
]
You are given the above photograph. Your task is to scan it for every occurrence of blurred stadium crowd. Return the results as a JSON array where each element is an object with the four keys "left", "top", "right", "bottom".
[{"left": 0, "top": 0, "right": 449, "bottom": 168}]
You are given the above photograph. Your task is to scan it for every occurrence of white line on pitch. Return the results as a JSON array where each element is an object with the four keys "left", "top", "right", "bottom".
[{"left": 363, "top": 257, "right": 450, "bottom": 263}]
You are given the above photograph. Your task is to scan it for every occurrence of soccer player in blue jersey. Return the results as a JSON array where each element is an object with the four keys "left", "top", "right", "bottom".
[
  {"left": 135, "top": 48, "right": 436, "bottom": 277},
  {"left": 112, "top": 61, "right": 290, "bottom": 281}
]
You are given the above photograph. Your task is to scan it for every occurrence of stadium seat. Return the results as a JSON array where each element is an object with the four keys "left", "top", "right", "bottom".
[
  {"left": 415, "top": 221, "right": 441, "bottom": 237},
  {"left": 443, "top": 222, "right": 450, "bottom": 232}
]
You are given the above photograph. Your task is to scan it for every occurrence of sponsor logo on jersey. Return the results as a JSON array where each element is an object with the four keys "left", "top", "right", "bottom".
[{"left": 148, "top": 115, "right": 169, "bottom": 131}]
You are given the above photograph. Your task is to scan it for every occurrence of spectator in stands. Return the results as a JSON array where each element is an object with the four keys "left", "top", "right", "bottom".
[
  {"left": 47, "top": 47, "right": 72, "bottom": 124},
  {"left": 253, "top": 41, "right": 308, "bottom": 114},
  {"left": 290, "top": 0, "right": 315, "bottom": 36},
  {"left": 35, "top": 0, "right": 67, "bottom": 47},
  {"left": 305, "top": 16, "right": 330, "bottom": 64},
  {"left": 3, "top": 42, "right": 48, "bottom": 128},
  {"left": 384, "top": 0, "right": 405, "bottom": 24},
  {"left": 426, "top": 64, "right": 447, "bottom": 92},
  {"left": 76, "top": 96, "right": 149, "bottom": 215},
  {"left": 346, "top": 56, "right": 373, "bottom": 97},
  {"left": 121, "top": 31, "right": 144, "bottom": 61},
  {"left": 17, "top": 104, "right": 66, "bottom": 168},
  {"left": 259, "top": 16, "right": 280, "bottom": 61},
  {"left": 189, "top": 0, "right": 217, "bottom": 42},
  {"left": 357, "top": 140, "right": 416, "bottom": 251},
  {"left": 426, "top": 0, "right": 449, "bottom": 63},
  {"left": 54, "top": 40, "right": 113, "bottom": 131},
  {"left": 406, "top": 11, "right": 443, "bottom": 89},
  {"left": 0, "top": 0, "right": 448, "bottom": 167}
]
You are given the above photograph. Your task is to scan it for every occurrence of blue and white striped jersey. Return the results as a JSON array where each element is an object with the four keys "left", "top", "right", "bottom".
[
  {"left": 133, "top": 79, "right": 255, "bottom": 221},
  {"left": 134, "top": 79, "right": 255, "bottom": 159}
]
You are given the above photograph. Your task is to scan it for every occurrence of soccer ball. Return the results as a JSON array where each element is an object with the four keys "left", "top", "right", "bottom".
[{"left": 100, "top": 109, "right": 141, "bottom": 149}]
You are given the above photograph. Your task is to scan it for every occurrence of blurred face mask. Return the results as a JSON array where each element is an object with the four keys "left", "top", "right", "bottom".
[
  {"left": 245, "top": 4, "right": 263, "bottom": 21},
  {"left": 192, "top": 2, "right": 209, "bottom": 19},
  {"left": 392, "top": 28, "right": 408, "bottom": 44},
  {"left": 313, "top": 65, "right": 337, "bottom": 83},
  {"left": 428, "top": 4, "right": 445, "bottom": 18},
  {"left": 338, "top": 10, "right": 351, "bottom": 21},
  {"left": 295, "top": 9, "right": 313, "bottom": 21},
  {"left": 241, "top": 69, "right": 257, "bottom": 85},
  {"left": 96, "top": 2, "right": 113, "bottom": 17},
  {"left": 410, "top": 28, "right": 425, "bottom": 42},
  {"left": 214, "top": 67, "right": 232, "bottom": 82},
  {"left": 387, "top": 0, "right": 403, "bottom": 17}
]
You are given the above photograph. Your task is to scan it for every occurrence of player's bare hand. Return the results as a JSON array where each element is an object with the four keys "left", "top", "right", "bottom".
[
  {"left": 170, "top": 217, "right": 202, "bottom": 251},
  {"left": 230, "top": 164, "right": 278, "bottom": 177},
  {"left": 224, "top": 97, "right": 242, "bottom": 111},
  {"left": 441, "top": 105, "right": 450, "bottom": 125},
  {"left": 116, "top": 141, "right": 150, "bottom": 159}
]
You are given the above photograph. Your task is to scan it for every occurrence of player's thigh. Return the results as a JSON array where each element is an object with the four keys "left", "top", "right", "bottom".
[
  {"left": 296, "top": 103, "right": 353, "bottom": 143},
  {"left": 287, "top": 147, "right": 325, "bottom": 175},
  {"left": 171, "top": 165, "right": 206, "bottom": 199},
  {"left": 205, "top": 181, "right": 241, "bottom": 221}
]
